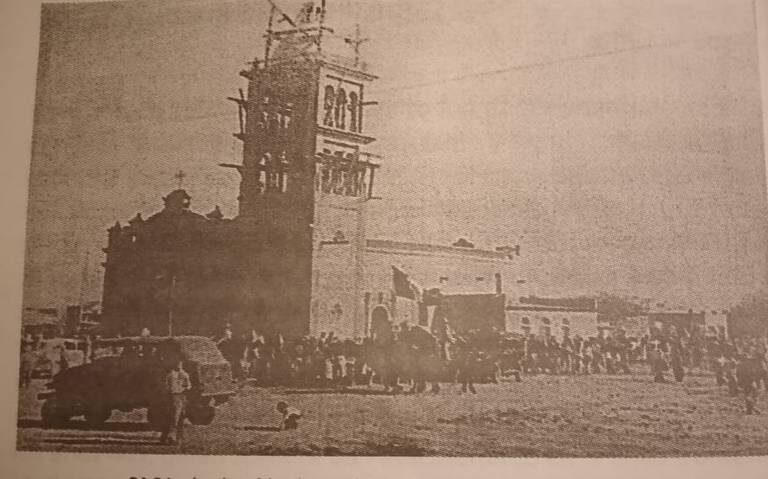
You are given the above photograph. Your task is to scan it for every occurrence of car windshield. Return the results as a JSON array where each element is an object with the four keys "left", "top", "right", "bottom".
[
  {"left": 177, "top": 337, "right": 225, "bottom": 364},
  {"left": 94, "top": 336, "right": 224, "bottom": 364}
]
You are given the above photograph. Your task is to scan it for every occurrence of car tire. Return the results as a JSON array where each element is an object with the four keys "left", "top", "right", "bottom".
[
  {"left": 84, "top": 403, "right": 111, "bottom": 427},
  {"left": 147, "top": 404, "right": 167, "bottom": 430},
  {"left": 40, "top": 397, "right": 69, "bottom": 428},
  {"left": 186, "top": 404, "right": 215, "bottom": 425}
]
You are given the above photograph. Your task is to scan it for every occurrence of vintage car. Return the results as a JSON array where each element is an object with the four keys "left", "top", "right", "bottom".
[{"left": 38, "top": 336, "right": 235, "bottom": 428}]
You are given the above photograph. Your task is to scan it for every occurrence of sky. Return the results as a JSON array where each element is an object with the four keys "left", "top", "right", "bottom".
[{"left": 23, "top": 0, "right": 768, "bottom": 311}]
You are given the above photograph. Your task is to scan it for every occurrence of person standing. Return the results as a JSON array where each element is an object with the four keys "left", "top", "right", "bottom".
[
  {"left": 670, "top": 340, "right": 685, "bottom": 383},
  {"left": 582, "top": 340, "right": 593, "bottom": 375},
  {"left": 58, "top": 345, "right": 70, "bottom": 374},
  {"left": 560, "top": 331, "right": 573, "bottom": 375},
  {"left": 648, "top": 342, "right": 667, "bottom": 383},
  {"left": 708, "top": 336, "right": 726, "bottom": 386},
  {"left": 430, "top": 313, "right": 452, "bottom": 361},
  {"left": 19, "top": 344, "right": 36, "bottom": 388},
  {"left": 736, "top": 348, "right": 762, "bottom": 415},
  {"left": 571, "top": 334, "right": 583, "bottom": 374},
  {"left": 160, "top": 360, "right": 191, "bottom": 445},
  {"left": 217, "top": 327, "right": 243, "bottom": 381},
  {"left": 590, "top": 339, "right": 602, "bottom": 374},
  {"left": 455, "top": 337, "right": 478, "bottom": 394},
  {"left": 756, "top": 338, "right": 768, "bottom": 391}
]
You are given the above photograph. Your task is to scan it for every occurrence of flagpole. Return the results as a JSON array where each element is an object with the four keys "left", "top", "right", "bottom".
[
  {"left": 317, "top": 0, "right": 327, "bottom": 54},
  {"left": 168, "top": 274, "right": 176, "bottom": 337},
  {"left": 264, "top": 4, "right": 276, "bottom": 67}
]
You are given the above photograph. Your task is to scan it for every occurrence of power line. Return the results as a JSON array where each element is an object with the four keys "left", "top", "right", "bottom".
[{"left": 372, "top": 31, "right": 750, "bottom": 94}]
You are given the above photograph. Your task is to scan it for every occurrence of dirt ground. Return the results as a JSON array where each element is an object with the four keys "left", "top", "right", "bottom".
[{"left": 16, "top": 369, "right": 768, "bottom": 457}]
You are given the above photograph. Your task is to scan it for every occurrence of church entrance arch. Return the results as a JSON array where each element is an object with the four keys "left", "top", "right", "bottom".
[{"left": 369, "top": 305, "right": 391, "bottom": 341}]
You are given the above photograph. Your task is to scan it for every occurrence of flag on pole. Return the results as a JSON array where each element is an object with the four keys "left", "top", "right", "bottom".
[
  {"left": 422, "top": 288, "right": 443, "bottom": 306},
  {"left": 392, "top": 265, "right": 420, "bottom": 300}
]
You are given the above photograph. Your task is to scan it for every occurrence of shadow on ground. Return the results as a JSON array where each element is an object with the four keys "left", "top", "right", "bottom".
[
  {"left": 283, "top": 388, "right": 396, "bottom": 396},
  {"left": 41, "top": 437, "right": 160, "bottom": 447},
  {"left": 18, "top": 418, "right": 154, "bottom": 432},
  {"left": 235, "top": 425, "right": 281, "bottom": 431}
]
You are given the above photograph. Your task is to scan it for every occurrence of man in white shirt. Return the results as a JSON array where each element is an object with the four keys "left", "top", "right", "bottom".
[{"left": 160, "top": 360, "right": 191, "bottom": 444}]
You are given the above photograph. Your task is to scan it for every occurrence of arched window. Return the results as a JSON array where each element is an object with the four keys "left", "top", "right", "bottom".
[
  {"left": 328, "top": 302, "right": 344, "bottom": 333},
  {"left": 323, "top": 86, "right": 335, "bottom": 126},
  {"left": 370, "top": 305, "right": 391, "bottom": 341},
  {"left": 521, "top": 316, "right": 531, "bottom": 336},
  {"left": 540, "top": 317, "right": 551, "bottom": 337},
  {"left": 348, "top": 91, "right": 359, "bottom": 132},
  {"left": 321, "top": 166, "right": 331, "bottom": 193},
  {"left": 335, "top": 88, "right": 347, "bottom": 129}
]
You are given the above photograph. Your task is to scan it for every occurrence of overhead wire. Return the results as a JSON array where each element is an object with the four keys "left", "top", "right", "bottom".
[{"left": 371, "top": 31, "right": 751, "bottom": 94}]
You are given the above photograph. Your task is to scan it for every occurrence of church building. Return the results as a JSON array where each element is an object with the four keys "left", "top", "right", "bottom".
[{"left": 100, "top": 3, "right": 582, "bottom": 339}]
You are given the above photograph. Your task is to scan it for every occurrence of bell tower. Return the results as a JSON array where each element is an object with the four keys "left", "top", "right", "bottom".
[{"left": 222, "top": 1, "right": 380, "bottom": 337}]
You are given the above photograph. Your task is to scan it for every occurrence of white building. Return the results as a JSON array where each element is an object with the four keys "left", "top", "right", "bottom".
[{"left": 505, "top": 304, "right": 599, "bottom": 340}]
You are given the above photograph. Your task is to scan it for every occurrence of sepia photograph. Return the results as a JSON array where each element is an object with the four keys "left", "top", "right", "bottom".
[{"left": 9, "top": 0, "right": 768, "bottom": 462}]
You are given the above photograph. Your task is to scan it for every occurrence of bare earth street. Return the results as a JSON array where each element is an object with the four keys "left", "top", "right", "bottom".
[{"left": 16, "top": 370, "right": 768, "bottom": 457}]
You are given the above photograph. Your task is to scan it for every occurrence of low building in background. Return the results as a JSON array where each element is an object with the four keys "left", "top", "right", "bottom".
[
  {"left": 612, "top": 310, "right": 713, "bottom": 340},
  {"left": 352, "top": 240, "right": 518, "bottom": 337},
  {"left": 704, "top": 310, "right": 728, "bottom": 336},
  {"left": 646, "top": 310, "right": 706, "bottom": 336},
  {"left": 21, "top": 308, "right": 61, "bottom": 340},
  {"left": 611, "top": 315, "right": 652, "bottom": 339},
  {"left": 505, "top": 304, "right": 599, "bottom": 341}
]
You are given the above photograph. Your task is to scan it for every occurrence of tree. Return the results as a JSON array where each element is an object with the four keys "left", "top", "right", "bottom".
[
  {"left": 519, "top": 292, "right": 644, "bottom": 323},
  {"left": 593, "top": 292, "right": 645, "bottom": 324},
  {"left": 727, "top": 293, "right": 768, "bottom": 338}
]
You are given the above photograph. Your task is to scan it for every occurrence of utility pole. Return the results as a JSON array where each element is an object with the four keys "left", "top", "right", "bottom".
[{"left": 168, "top": 274, "right": 176, "bottom": 337}]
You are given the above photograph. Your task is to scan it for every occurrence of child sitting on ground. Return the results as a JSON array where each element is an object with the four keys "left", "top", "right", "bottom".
[{"left": 276, "top": 401, "right": 302, "bottom": 430}]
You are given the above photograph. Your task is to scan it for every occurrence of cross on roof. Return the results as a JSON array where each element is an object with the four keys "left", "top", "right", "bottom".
[
  {"left": 174, "top": 169, "right": 186, "bottom": 188},
  {"left": 344, "top": 24, "right": 369, "bottom": 67}
]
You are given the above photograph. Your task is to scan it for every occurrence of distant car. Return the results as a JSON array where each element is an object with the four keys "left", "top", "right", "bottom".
[
  {"left": 31, "top": 338, "right": 87, "bottom": 378},
  {"left": 38, "top": 336, "right": 235, "bottom": 429}
]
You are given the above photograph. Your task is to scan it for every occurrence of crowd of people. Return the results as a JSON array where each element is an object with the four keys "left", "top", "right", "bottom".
[
  {"left": 210, "top": 321, "right": 768, "bottom": 413},
  {"left": 19, "top": 320, "right": 768, "bottom": 415}
]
